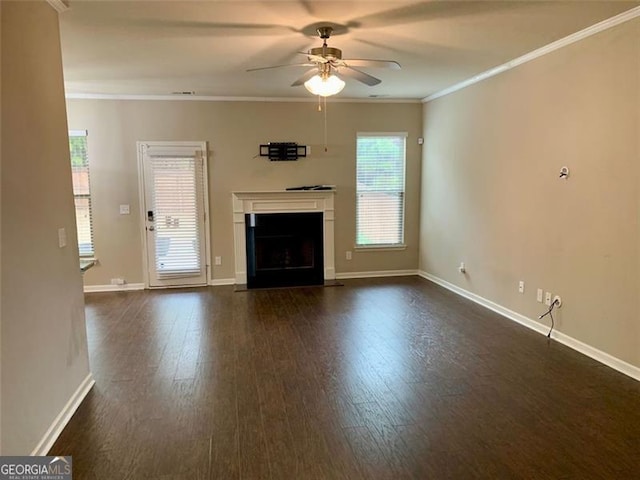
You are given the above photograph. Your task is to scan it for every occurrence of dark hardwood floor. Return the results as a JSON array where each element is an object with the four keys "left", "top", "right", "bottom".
[{"left": 50, "top": 276, "right": 640, "bottom": 479}]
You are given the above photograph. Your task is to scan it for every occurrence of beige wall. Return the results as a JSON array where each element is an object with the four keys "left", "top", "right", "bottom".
[
  {"left": 421, "top": 19, "right": 640, "bottom": 368},
  {"left": 66, "top": 100, "right": 422, "bottom": 286},
  {"left": 1, "top": 1, "right": 91, "bottom": 454}
]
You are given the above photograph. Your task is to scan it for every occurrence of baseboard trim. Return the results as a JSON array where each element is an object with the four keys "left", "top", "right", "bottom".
[
  {"left": 550, "top": 329, "right": 640, "bottom": 382},
  {"left": 418, "top": 271, "right": 640, "bottom": 382},
  {"left": 31, "top": 373, "right": 95, "bottom": 456},
  {"left": 208, "top": 278, "right": 236, "bottom": 286},
  {"left": 85, "top": 280, "right": 238, "bottom": 290},
  {"left": 336, "top": 269, "right": 418, "bottom": 279},
  {"left": 83, "top": 283, "right": 145, "bottom": 293}
]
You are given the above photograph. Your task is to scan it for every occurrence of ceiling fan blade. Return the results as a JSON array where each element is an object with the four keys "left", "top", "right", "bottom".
[
  {"left": 353, "top": 35, "right": 474, "bottom": 61},
  {"left": 116, "top": 18, "right": 302, "bottom": 37},
  {"left": 343, "top": 59, "right": 401, "bottom": 70},
  {"left": 346, "top": 2, "right": 523, "bottom": 29},
  {"left": 298, "top": 52, "right": 328, "bottom": 64},
  {"left": 340, "top": 66, "right": 381, "bottom": 87},
  {"left": 247, "top": 63, "right": 314, "bottom": 72},
  {"left": 298, "top": 0, "right": 316, "bottom": 16},
  {"left": 291, "top": 68, "right": 319, "bottom": 87}
]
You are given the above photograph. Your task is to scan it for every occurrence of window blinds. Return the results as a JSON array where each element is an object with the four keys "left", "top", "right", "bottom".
[
  {"left": 356, "top": 133, "right": 406, "bottom": 246},
  {"left": 69, "top": 131, "right": 95, "bottom": 257},
  {"left": 150, "top": 157, "right": 203, "bottom": 277}
]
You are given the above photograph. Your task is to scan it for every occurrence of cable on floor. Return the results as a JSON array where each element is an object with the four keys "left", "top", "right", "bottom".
[{"left": 538, "top": 298, "right": 559, "bottom": 338}]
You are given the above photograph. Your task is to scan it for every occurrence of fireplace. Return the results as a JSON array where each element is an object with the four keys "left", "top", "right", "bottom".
[
  {"left": 232, "top": 191, "right": 336, "bottom": 286},
  {"left": 246, "top": 212, "right": 324, "bottom": 288}
]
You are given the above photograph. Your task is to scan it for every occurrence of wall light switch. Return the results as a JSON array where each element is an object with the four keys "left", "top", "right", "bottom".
[
  {"left": 537, "top": 288, "right": 543, "bottom": 303},
  {"left": 119, "top": 204, "right": 130, "bottom": 215},
  {"left": 214, "top": 256, "right": 222, "bottom": 266},
  {"left": 518, "top": 281, "right": 525, "bottom": 294},
  {"left": 545, "top": 292, "right": 552, "bottom": 306},
  {"left": 58, "top": 227, "right": 67, "bottom": 248},
  {"left": 346, "top": 251, "right": 352, "bottom": 260}
]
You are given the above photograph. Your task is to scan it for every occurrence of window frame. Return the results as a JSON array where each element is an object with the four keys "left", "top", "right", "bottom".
[{"left": 355, "top": 132, "right": 408, "bottom": 249}]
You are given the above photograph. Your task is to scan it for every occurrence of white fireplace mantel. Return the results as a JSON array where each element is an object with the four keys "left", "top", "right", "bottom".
[{"left": 232, "top": 190, "right": 336, "bottom": 285}]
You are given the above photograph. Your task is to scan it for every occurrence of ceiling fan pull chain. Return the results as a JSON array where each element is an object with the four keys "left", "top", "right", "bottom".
[{"left": 324, "top": 96, "right": 328, "bottom": 152}]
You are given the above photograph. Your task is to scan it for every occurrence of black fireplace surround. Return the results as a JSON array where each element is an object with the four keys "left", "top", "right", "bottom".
[{"left": 245, "top": 212, "right": 324, "bottom": 289}]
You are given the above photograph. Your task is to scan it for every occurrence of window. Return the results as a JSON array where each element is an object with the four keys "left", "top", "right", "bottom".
[
  {"left": 356, "top": 133, "right": 406, "bottom": 247},
  {"left": 69, "top": 130, "right": 95, "bottom": 257}
]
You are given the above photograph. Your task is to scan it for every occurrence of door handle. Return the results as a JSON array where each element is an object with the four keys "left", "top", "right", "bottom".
[{"left": 148, "top": 225, "right": 155, "bottom": 231}]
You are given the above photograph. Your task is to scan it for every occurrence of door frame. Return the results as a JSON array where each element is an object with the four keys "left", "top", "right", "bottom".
[{"left": 136, "top": 141, "right": 211, "bottom": 289}]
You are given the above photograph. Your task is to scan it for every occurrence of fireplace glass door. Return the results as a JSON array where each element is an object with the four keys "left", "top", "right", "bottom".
[{"left": 245, "top": 212, "right": 324, "bottom": 288}]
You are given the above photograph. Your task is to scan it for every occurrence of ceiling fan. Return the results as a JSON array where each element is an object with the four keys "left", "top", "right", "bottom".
[{"left": 247, "top": 26, "right": 401, "bottom": 97}]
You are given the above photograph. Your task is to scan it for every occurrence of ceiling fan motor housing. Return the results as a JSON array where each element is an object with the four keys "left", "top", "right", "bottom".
[{"left": 309, "top": 46, "right": 342, "bottom": 60}]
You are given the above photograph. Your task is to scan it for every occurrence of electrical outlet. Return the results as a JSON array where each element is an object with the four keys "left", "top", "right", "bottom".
[
  {"left": 545, "top": 292, "right": 552, "bottom": 306},
  {"left": 553, "top": 295, "right": 562, "bottom": 307},
  {"left": 111, "top": 278, "right": 125, "bottom": 286},
  {"left": 214, "top": 256, "right": 222, "bottom": 266},
  {"left": 346, "top": 251, "right": 352, "bottom": 260},
  {"left": 537, "top": 288, "right": 543, "bottom": 303},
  {"left": 518, "top": 281, "right": 525, "bottom": 294}
]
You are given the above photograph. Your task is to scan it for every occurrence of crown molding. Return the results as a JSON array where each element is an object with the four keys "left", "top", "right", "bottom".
[
  {"left": 64, "top": 92, "right": 421, "bottom": 104},
  {"left": 423, "top": 6, "right": 640, "bottom": 103},
  {"left": 46, "top": 0, "right": 69, "bottom": 13}
]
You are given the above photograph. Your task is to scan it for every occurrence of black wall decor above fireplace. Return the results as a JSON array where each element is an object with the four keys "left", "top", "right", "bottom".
[
  {"left": 259, "top": 142, "right": 307, "bottom": 161},
  {"left": 245, "top": 212, "right": 324, "bottom": 289}
]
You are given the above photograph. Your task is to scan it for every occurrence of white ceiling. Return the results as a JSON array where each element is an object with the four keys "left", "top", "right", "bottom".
[{"left": 59, "top": 1, "right": 639, "bottom": 100}]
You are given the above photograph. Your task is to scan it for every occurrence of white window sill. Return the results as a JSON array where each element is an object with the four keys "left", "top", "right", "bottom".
[
  {"left": 80, "top": 257, "right": 97, "bottom": 273},
  {"left": 354, "top": 244, "right": 407, "bottom": 252}
]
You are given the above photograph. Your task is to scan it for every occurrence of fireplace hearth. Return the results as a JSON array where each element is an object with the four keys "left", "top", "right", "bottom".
[{"left": 245, "top": 212, "right": 324, "bottom": 288}]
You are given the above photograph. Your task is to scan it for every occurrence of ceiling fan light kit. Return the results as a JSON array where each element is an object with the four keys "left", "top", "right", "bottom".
[{"left": 304, "top": 72, "right": 345, "bottom": 97}]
